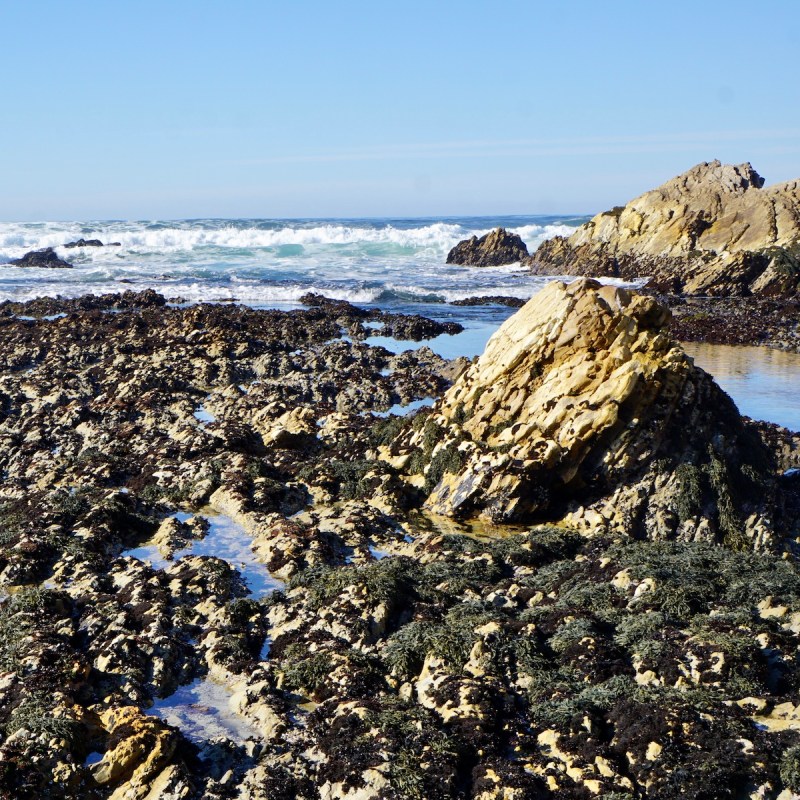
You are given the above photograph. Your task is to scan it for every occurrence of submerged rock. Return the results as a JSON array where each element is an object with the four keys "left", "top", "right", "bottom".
[
  {"left": 63, "top": 238, "right": 121, "bottom": 248},
  {"left": 388, "top": 278, "right": 785, "bottom": 546},
  {"left": 446, "top": 227, "right": 529, "bottom": 267},
  {"left": 527, "top": 160, "right": 800, "bottom": 296},
  {"left": 9, "top": 246, "right": 73, "bottom": 269}
]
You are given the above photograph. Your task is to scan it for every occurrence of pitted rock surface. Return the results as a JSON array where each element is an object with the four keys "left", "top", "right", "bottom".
[
  {"left": 0, "top": 288, "right": 798, "bottom": 798},
  {"left": 388, "top": 278, "right": 785, "bottom": 545}
]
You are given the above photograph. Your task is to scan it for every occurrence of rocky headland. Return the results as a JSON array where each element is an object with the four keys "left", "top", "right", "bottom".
[
  {"left": 0, "top": 282, "right": 799, "bottom": 799},
  {"left": 525, "top": 160, "right": 800, "bottom": 298},
  {"left": 444, "top": 161, "right": 800, "bottom": 351}
]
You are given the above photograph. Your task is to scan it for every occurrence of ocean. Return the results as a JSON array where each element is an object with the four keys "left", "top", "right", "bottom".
[
  {"left": 1, "top": 214, "right": 799, "bottom": 430},
  {"left": 0, "top": 215, "right": 584, "bottom": 308}
]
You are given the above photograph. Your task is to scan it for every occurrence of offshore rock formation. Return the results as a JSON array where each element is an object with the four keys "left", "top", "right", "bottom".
[
  {"left": 388, "top": 278, "right": 786, "bottom": 547},
  {"left": 446, "top": 227, "right": 529, "bottom": 266},
  {"left": 63, "top": 238, "right": 121, "bottom": 248},
  {"left": 9, "top": 246, "right": 73, "bottom": 268},
  {"left": 527, "top": 160, "right": 800, "bottom": 296}
]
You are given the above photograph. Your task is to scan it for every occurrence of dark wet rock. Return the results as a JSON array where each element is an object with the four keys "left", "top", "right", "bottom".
[
  {"left": 63, "top": 238, "right": 112, "bottom": 248},
  {"left": 654, "top": 291, "right": 800, "bottom": 350},
  {"left": 371, "top": 312, "right": 463, "bottom": 340},
  {"left": 446, "top": 227, "right": 529, "bottom": 267},
  {"left": 451, "top": 295, "right": 527, "bottom": 308},
  {"left": 0, "top": 288, "right": 172, "bottom": 318},
  {"left": 300, "top": 291, "right": 463, "bottom": 341},
  {"left": 9, "top": 247, "right": 73, "bottom": 269},
  {"left": 747, "top": 417, "right": 800, "bottom": 472},
  {"left": 299, "top": 292, "right": 371, "bottom": 318}
]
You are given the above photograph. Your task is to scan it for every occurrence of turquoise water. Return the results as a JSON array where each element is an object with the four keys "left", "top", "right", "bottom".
[{"left": 0, "top": 215, "right": 585, "bottom": 308}]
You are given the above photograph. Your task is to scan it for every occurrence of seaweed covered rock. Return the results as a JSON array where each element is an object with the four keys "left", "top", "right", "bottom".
[
  {"left": 387, "top": 278, "right": 787, "bottom": 546},
  {"left": 526, "top": 160, "right": 800, "bottom": 297},
  {"left": 446, "top": 227, "right": 529, "bottom": 267}
]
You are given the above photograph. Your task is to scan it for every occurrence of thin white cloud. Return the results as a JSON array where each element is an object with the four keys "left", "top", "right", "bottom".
[{"left": 221, "top": 129, "right": 800, "bottom": 166}]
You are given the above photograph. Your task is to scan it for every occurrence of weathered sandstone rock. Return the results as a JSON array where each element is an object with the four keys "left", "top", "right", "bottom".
[
  {"left": 446, "top": 227, "right": 529, "bottom": 266},
  {"left": 526, "top": 160, "right": 800, "bottom": 296},
  {"left": 387, "top": 278, "right": 784, "bottom": 545}
]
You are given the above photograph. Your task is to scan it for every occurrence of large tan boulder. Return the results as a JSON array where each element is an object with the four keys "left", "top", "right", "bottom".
[
  {"left": 91, "top": 706, "right": 186, "bottom": 799},
  {"left": 385, "top": 279, "right": 785, "bottom": 546},
  {"left": 527, "top": 161, "right": 800, "bottom": 296}
]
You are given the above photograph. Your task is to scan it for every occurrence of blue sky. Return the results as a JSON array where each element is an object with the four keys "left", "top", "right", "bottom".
[{"left": 1, "top": 1, "right": 798, "bottom": 220}]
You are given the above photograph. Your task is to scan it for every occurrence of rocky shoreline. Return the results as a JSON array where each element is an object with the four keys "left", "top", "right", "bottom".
[
  {"left": 444, "top": 161, "right": 800, "bottom": 354},
  {"left": 0, "top": 284, "right": 799, "bottom": 799}
]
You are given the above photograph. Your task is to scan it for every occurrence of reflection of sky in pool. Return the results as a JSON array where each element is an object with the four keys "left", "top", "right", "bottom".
[
  {"left": 373, "top": 396, "right": 435, "bottom": 418},
  {"left": 367, "top": 321, "right": 498, "bottom": 361},
  {"left": 684, "top": 342, "right": 800, "bottom": 431},
  {"left": 193, "top": 405, "right": 217, "bottom": 424},
  {"left": 148, "top": 677, "right": 262, "bottom": 745},
  {"left": 123, "top": 512, "right": 284, "bottom": 598},
  {"left": 129, "top": 511, "right": 281, "bottom": 745}
]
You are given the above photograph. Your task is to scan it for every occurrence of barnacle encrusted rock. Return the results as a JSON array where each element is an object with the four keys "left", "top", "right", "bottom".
[{"left": 388, "top": 278, "right": 783, "bottom": 545}]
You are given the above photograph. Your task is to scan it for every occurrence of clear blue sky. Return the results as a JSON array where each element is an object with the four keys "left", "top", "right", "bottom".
[{"left": 2, "top": 1, "right": 798, "bottom": 220}]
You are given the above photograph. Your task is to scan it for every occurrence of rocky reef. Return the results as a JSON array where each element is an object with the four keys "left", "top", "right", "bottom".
[
  {"left": 526, "top": 160, "right": 800, "bottom": 297},
  {"left": 0, "top": 284, "right": 799, "bottom": 799},
  {"left": 446, "top": 228, "right": 529, "bottom": 267}
]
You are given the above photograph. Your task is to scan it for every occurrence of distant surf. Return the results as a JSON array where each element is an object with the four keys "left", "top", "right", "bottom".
[{"left": 0, "top": 216, "right": 585, "bottom": 308}]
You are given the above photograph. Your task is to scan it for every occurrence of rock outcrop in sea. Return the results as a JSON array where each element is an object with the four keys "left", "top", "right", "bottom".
[
  {"left": 446, "top": 227, "right": 529, "bottom": 266},
  {"left": 386, "top": 278, "right": 786, "bottom": 547},
  {"left": 9, "top": 246, "right": 73, "bottom": 268},
  {"left": 63, "top": 238, "right": 121, "bottom": 248},
  {"left": 526, "top": 160, "right": 800, "bottom": 296}
]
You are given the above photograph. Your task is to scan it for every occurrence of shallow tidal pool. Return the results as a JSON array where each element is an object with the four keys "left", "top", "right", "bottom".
[{"left": 684, "top": 342, "right": 800, "bottom": 431}]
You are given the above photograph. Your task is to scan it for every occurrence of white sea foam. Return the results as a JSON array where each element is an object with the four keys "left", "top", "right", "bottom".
[
  {"left": 0, "top": 278, "right": 386, "bottom": 306},
  {"left": 0, "top": 219, "right": 578, "bottom": 260},
  {"left": 0, "top": 216, "right": 585, "bottom": 310}
]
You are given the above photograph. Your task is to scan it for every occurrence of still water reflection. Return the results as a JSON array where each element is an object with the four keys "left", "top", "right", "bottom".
[{"left": 683, "top": 342, "right": 800, "bottom": 431}]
